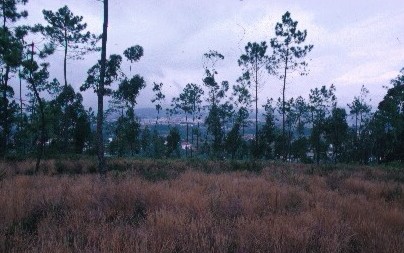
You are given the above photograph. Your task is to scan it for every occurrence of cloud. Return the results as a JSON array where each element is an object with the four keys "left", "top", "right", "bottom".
[{"left": 16, "top": 0, "right": 404, "bottom": 110}]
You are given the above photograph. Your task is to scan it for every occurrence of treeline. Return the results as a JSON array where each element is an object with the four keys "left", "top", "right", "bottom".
[{"left": 1, "top": 2, "right": 403, "bottom": 167}]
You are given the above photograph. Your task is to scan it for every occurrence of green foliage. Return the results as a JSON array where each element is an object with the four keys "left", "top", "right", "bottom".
[
  {"left": 0, "top": 0, "right": 28, "bottom": 24},
  {"left": 271, "top": 11, "right": 313, "bottom": 159},
  {"left": 47, "top": 85, "right": 91, "bottom": 154},
  {"left": 291, "top": 137, "right": 309, "bottom": 162},
  {"left": 202, "top": 51, "right": 231, "bottom": 158},
  {"left": 109, "top": 113, "right": 141, "bottom": 156},
  {"left": 271, "top": 11, "right": 314, "bottom": 75},
  {"left": 151, "top": 129, "right": 166, "bottom": 159},
  {"left": 80, "top": 54, "right": 123, "bottom": 95},
  {"left": 115, "top": 75, "right": 145, "bottom": 108},
  {"left": 308, "top": 84, "right": 336, "bottom": 164},
  {"left": 0, "top": 89, "right": 18, "bottom": 154},
  {"left": 139, "top": 165, "right": 170, "bottom": 182},
  {"left": 37, "top": 5, "right": 100, "bottom": 59},
  {"left": 229, "top": 160, "right": 263, "bottom": 173},
  {"left": 20, "top": 41, "right": 59, "bottom": 171},
  {"left": 232, "top": 79, "right": 252, "bottom": 133},
  {"left": 257, "top": 99, "right": 277, "bottom": 159},
  {"left": 374, "top": 68, "right": 404, "bottom": 162},
  {"left": 346, "top": 85, "right": 373, "bottom": 163},
  {"left": 151, "top": 82, "right": 165, "bottom": 123},
  {"left": 203, "top": 50, "right": 226, "bottom": 105},
  {"left": 324, "top": 107, "right": 349, "bottom": 163},
  {"left": 166, "top": 127, "right": 181, "bottom": 158},
  {"left": 123, "top": 45, "right": 143, "bottom": 63},
  {"left": 0, "top": 27, "right": 25, "bottom": 67},
  {"left": 2, "top": 3, "right": 404, "bottom": 167},
  {"left": 0, "top": 0, "right": 29, "bottom": 157},
  {"left": 140, "top": 126, "right": 151, "bottom": 155},
  {"left": 225, "top": 122, "right": 242, "bottom": 159},
  {"left": 205, "top": 104, "right": 223, "bottom": 157},
  {"left": 34, "top": 5, "right": 100, "bottom": 87}
]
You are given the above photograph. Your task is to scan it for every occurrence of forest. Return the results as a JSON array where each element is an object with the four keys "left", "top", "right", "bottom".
[
  {"left": 1, "top": 1, "right": 404, "bottom": 170},
  {"left": 1, "top": 1, "right": 404, "bottom": 252}
]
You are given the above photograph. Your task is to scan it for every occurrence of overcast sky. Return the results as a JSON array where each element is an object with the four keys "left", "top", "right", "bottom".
[{"left": 21, "top": 0, "right": 404, "bottom": 110}]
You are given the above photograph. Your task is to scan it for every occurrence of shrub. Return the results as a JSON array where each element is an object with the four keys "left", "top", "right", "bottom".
[
  {"left": 229, "top": 160, "right": 263, "bottom": 173},
  {"left": 139, "top": 165, "right": 170, "bottom": 182}
]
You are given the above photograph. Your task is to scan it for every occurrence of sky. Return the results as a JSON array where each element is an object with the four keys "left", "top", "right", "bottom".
[{"left": 18, "top": 0, "right": 404, "bottom": 110}]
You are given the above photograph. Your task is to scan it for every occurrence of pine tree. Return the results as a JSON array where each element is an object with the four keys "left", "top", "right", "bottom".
[
  {"left": 271, "top": 11, "right": 313, "bottom": 159},
  {"left": 0, "top": 0, "right": 29, "bottom": 156},
  {"left": 35, "top": 5, "right": 100, "bottom": 87}
]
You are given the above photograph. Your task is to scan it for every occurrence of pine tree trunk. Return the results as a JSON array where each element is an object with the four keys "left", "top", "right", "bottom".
[
  {"left": 30, "top": 43, "right": 45, "bottom": 173},
  {"left": 255, "top": 59, "right": 258, "bottom": 155},
  {"left": 191, "top": 115, "right": 194, "bottom": 158},
  {"left": 33, "top": 84, "right": 45, "bottom": 172},
  {"left": 186, "top": 114, "right": 188, "bottom": 157},
  {"left": 64, "top": 30, "right": 68, "bottom": 87},
  {"left": 97, "top": 0, "right": 108, "bottom": 176},
  {"left": 1, "top": 12, "right": 8, "bottom": 156},
  {"left": 197, "top": 121, "right": 200, "bottom": 151},
  {"left": 2, "top": 66, "right": 10, "bottom": 156},
  {"left": 282, "top": 53, "right": 288, "bottom": 161}
]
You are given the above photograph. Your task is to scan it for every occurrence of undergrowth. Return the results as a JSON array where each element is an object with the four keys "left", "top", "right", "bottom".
[{"left": 0, "top": 159, "right": 403, "bottom": 252}]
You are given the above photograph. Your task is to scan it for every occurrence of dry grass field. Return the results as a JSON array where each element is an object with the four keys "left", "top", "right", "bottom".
[{"left": 1, "top": 159, "right": 404, "bottom": 252}]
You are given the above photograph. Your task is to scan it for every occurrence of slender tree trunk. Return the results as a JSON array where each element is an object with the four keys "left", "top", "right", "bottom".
[
  {"left": 360, "top": 112, "right": 363, "bottom": 163},
  {"left": 316, "top": 139, "right": 320, "bottom": 165},
  {"left": 64, "top": 31, "right": 68, "bottom": 87},
  {"left": 19, "top": 69, "right": 25, "bottom": 154},
  {"left": 282, "top": 50, "right": 289, "bottom": 161},
  {"left": 19, "top": 69, "right": 23, "bottom": 127},
  {"left": 131, "top": 105, "right": 135, "bottom": 156},
  {"left": 30, "top": 43, "right": 45, "bottom": 172},
  {"left": 354, "top": 113, "right": 358, "bottom": 162},
  {"left": 334, "top": 122, "right": 338, "bottom": 164},
  {"left": 97, "top": 0, "right": 108, "bottom": 175},
  {"left": 255, "top": 59, "right": 259, "bottom": 154},
  {"left": 191, "top": 114, "right": 195, "bottom": 158},
  {"left": 2, "top": 66, "right": 10, "bottom": 155},
  {"left": 287, "top": 122, "right": 292, "bottom": 161},
  {"left": 186, "top": 114, "right": 188, "bottom": 157},
  {"left": 61, "top": 31, "right": 68, "bottom": 153},
  {"left": 197, "top": 121, "right": 200, "bottom": 151},
  {"left": 33, "top": 85, "right": 45, "bottom": 172},
  {"left": 1, "top": 9, "right": 8, "bottom": 156}
]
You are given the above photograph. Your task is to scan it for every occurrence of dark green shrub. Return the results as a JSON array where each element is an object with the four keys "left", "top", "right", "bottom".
[
  {"left": 229, "top": 160, "right": 263, "bottom": 173},
  {"left": 54, "top": 160, "right": 68, "bottom": 174},
  {"left": 139, "top": 166, "right": 170, "bottom": 182}
]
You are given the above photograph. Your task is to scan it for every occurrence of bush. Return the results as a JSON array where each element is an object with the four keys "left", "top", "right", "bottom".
[
  {"left": 229, "top": 160, "right": 263, "bottom": 173},
  {"left": 139, "top": 165, "right": 170, "bottom": 182}
]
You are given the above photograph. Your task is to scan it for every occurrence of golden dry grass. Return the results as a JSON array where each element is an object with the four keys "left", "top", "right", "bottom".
[{"left": 0, "top": 160, "right": 403, "bottom": 252}]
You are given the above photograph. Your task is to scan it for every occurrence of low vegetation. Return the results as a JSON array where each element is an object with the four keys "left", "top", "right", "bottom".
[{"left": 1, "top": 159, "right": 403, "bottom": 252}]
